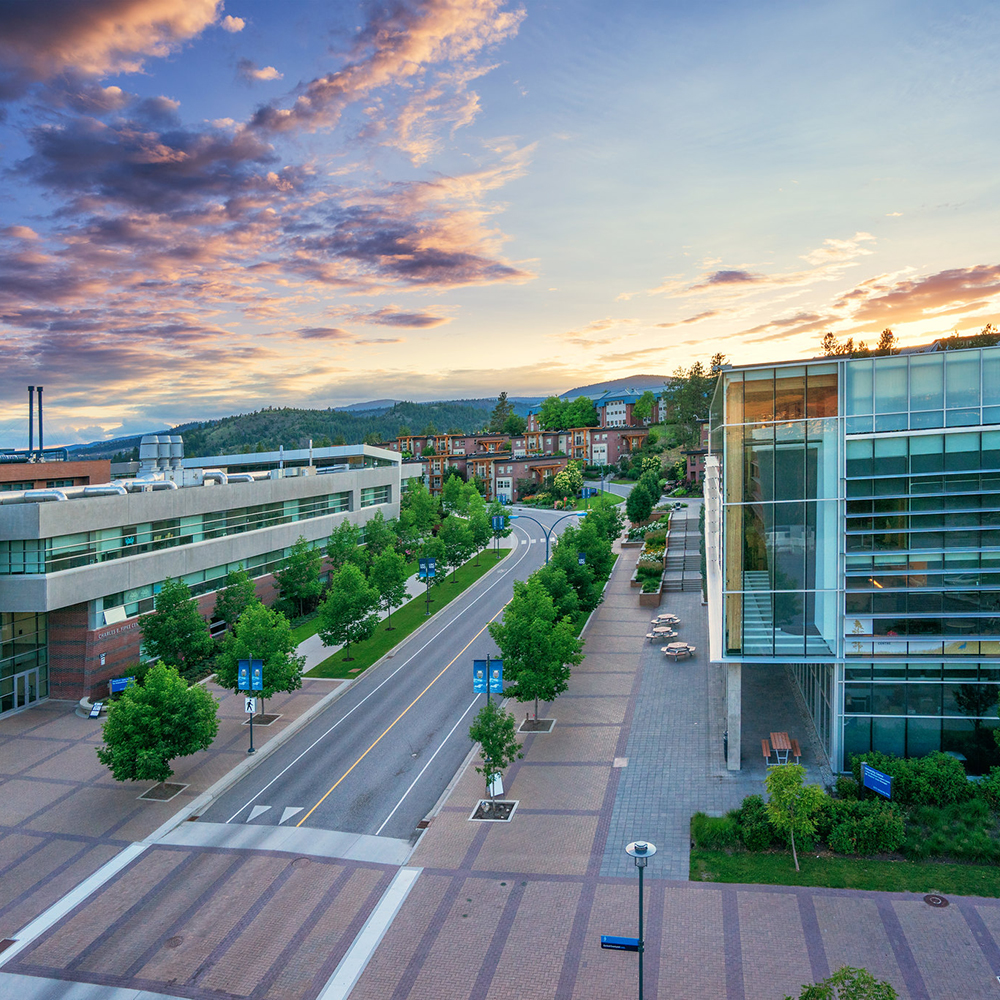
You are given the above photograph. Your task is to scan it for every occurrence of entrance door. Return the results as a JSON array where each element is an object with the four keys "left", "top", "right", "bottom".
[{"left": 12, "top": 668, "right": 44, "bottom": 713}]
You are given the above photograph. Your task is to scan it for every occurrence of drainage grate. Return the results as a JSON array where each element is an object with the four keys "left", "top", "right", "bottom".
[
  {"left": 139, "top": 782, "right": 188, "bottom": 801},
  {"left": 923, "top": 894, "right": 949, "bottom": 908}
]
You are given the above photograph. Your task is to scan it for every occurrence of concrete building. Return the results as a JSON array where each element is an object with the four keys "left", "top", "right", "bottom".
[
  {"left": 706, "top": 345, "right": 1000, "bottom": 774},
  {"left": 0, "top": 440, "right": 403, "bottom": 717}
]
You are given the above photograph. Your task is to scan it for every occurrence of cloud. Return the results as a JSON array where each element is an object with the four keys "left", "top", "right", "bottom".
[
  {"left": 654, "top": 309, "right": 724, "bottom": 328},
  {"left": 221, "top": 14, "right": 245, "bottom": 32},
  {"left": 295, "top": 327, "right": 351, "bottom": 339},
  {"left": 699, "top": 269, "right": 763, "bottom": 287},
  {"left": 347, "top": 307, "right": 452, "bottom": 328},
  {"left": 237, "top": 59, "right": 283, "bottom": 83},
  {"left": 0, "top": 0, "right": 222, "bottom": 99}
]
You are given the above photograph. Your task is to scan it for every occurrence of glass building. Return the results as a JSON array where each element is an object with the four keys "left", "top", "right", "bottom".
[{"left": 707, "top": 345, "right": 1000, "bottom": 773}]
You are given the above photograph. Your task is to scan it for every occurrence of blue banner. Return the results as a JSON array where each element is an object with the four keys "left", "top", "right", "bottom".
[
  {"left": 419, "top": 557, "right": 436, "bottom": 579},
  {"left": 110, "top": 677, "right": 134, "bottom": 694},
  {"left": 862, "top": 763, "right": 892, "bottom": 798},
  {"left": 490, "top": 662, "right": 503, "bottom": 693},
  {"left": 473, "top": 662, "right": 488, "bottom": 693},
  {"left": 491, "top": 515, "right": 506, "bottom": 530},
  {"left": 250, "top": 660, "right": 264, "bottom": 691},
  {"left": 474, "top": 659, "right": 503, "bottom": 693},
  {"left": 237, "top": 660, "right": 250, "bottom": 691}
]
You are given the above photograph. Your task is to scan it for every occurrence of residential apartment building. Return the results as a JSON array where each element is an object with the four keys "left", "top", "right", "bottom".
[
  {"left": 706, "top": 346, "right": 1000, "bottom": 775},
  {"left": 0, "top": 441, "right": 402, "bottom": 716}
]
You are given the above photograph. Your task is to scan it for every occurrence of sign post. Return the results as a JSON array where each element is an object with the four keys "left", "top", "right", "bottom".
[
  {"left": 473, "top": 655, "right": 503, "bottom": 704},
  {"left": 861, "top": 762, "right": 892, "bottom": 799},
  {"left": 419, "top": 558, "right": 436, "bottom": 615},
  {"left": 238, "top": 658, "right": 263, "bottom": 754}
]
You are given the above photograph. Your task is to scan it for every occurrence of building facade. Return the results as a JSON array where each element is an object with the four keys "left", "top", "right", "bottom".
[
  {"left": 0, "top": 443, "right": 402, "bottom": 716},
  {"left": 707, "top": 346, "right": 1000, "bottom": 774}
]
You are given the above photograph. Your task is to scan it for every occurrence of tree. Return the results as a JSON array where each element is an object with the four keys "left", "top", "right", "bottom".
[
  {"left": 274, "top": 535, "right": 323, "bottom": 617},
  {"left": 488, "top": 577, "right": 583, "bottom": 720},
  {"left": 400, "top": 479, "right": 438, "bottom": 538},
  {"left": 326, "top": 520, "right": 365, "bottom": 572},
  {"left": 362, "top": 509, "right": 395, "bottom": 559},
  {"left": 213, "top": 566, "right": 259, "bottom": 632},
  {"left": 632, "top": 390, "right": 657, "bottom": 425},
  {"left": 317, "top": 562, "right": 379, "bottom": 660},
  {"left": 468, "top": 497, "right": 492, "bottom": 565},
  {"left": 552, "top": 461, "right": 583, "bottom": 501},
  {"left": 765, "top": 764, "right": 827, "bottom": 871},
  {"left": 140, "top": 578, "right": 214, "bottom": 678},
  {"left": 488, "top": 499, "right": 512, "bottom": 556},
  {"left": 419, "top": 534, "right": 447, "bottom": 585},
  {"left": 586, "top": 495, "right": 625, "bottom": 543},
  {"left": 785, "top": 966, "right": 899, "bottom": 1000},
  {"left": 538, "top": 395, "right": 567, "bottom": 430},
  {"left": 96, "top": 664, "right": 219, "bottom": 782},
  {"left": 534, "top": 563, "right": 582, "bottom": 629},
  {"left": 468, "top": 698, "right": 523, "bottom": 808},
  {"left": 662, "top": 354, "right": 726, "bottom": 447},
  {"left": 564, "top": 396, "right": 598, "bottom": 428},
  {"left": 369, "top": 549, "right": 408, "bottom": 629},
  {"left": 441, "top": 473, "right": 465, "bottom": 513},
  {"left": 502, "top": 412, "right": 526, "bottom": 436},
  {"left": 439, "top": 515, "right": 474, "bottom": 582},
  {"left": 626, "top": 481, "right": 655, "bottom": 524},
  {"left": 215, "top": 602, "right": 304, "bottom": 715},
  {"left": 489, "top": 391, "right": 515, "bottom": 432},
  {"left": 873, "top": 329, "right": 899, "bottom": 356}
]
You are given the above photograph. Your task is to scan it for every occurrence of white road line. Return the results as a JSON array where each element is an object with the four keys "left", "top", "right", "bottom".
[
  {"left": 374, "top": 694, "right": 481, "bottom": 836},
  {"left": 0, "top": 842, "right": 148, "bottom": 968},
  {"left": 224, "top": 526, "right": 535, "bottom": 823},
  {"left": 316, "top": 866, "right": 421, "bottom": 1000}
]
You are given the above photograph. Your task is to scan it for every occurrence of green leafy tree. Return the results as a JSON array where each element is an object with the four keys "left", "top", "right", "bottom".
[
  {"left": 441, "top": 473, "right": 465, "bottom": 513},
  {"left": 626, "top": 480, "right": 655, "bottom": 524},
  {"left": 400, "top": 479, "right": 438, "bottom": 538},
  {"left": 215, "top": 602, "right": 304, "bottom": 715},
  {"left": 459, "top": 479, "right": 482, "bottom": 513},
  {"left": 439, "top": 515, "right": 474, "bottom": 582},
  {"left": 662, "top": 354, "right": 726, "bottom": 447},
  {"left": 370, "top": 549, "right": 408, "bottom": 629},
  {"left": 489, "top": 577, "right": 583, "bottom": 719},
  {"left": 632, "top": 390, "right": 657, "bottom": 425},
  {"left": 468, "top": 498, "right": 492, "bottom": 565},
  {"left": 326, "top": 520, "right": 365, "bottom": 572},
  {"left": 785, "top": 966, "right": 899, "bottom": 1000},
  {"left": 362, "top": 509, "right": 395, "bottom": 560},
  {"left": 140, "top": 578, "right": 214, "bottom": 677},
  {"left": 487, "top": 499, "right": 512, "bottom": 557},
  {"left": 537, "top": 395, "right": 566, "bottom": 430},
  {"left": 96, "top": 664, "right": 219, "bottom": 782},
  {"left": 489, "top": 391, "right": 515, "bottom": 432},
  {"left": 212, "top": 566, "right": 259, "bottom": 632},
  {"left": 503, "top": 412, "right": 526, "bottom": 436},
  {"left": 765, "top": 764, "right": 827, "bottom": 871},
  {"left": 275, "top": 535, "right": 323, "bottom": 617},
  {"left": 317, "top": 562, "right": 380, "bottom": 660},
  {"left": 552, "top": 461, "right": 583, "bottom": 501},
  {"left": 534, "top": 563, "right": 583, "bottom": 628},
  {"left": 469, "top": 698, "right": 523, "bottom": 807},
  {"left": 586, "top": 495, "right": 625, "bottom": 542},
  {"left": 565, "top": 396, "right": 598, "bottom": 427}
]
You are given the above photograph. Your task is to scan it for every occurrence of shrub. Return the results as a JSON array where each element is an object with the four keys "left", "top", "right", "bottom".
[
  {"left": 850, "top": 751, "right": 974, "bottom": 807},
  {"left": 975, "top": 767, "right": 1000, "bottom": 811},
  {"left": 643, "top": 527, "right": 667, "bottom": 545},
  {"left": 827, "top": 800, "right": 905, "bottom": 855},
  {"left": 902, "top": 799, "right": 1000, "bottom": 863},
  {"left": 691, "top": 812, "right": 739, "bottom": 850},
  {"left": 834, "top": 775, "right": 860, "bottom": 800},
  {"left": 734, "top": 794, "right": 776, "bottom": 851}
]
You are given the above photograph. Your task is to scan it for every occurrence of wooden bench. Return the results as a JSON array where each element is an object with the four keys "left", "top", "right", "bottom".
[
  {"left": 790, "top": 739, "right": 802, "bottom": 764},
  {"left": 761, "top": 738, "right": 773, "bottom": 765}
]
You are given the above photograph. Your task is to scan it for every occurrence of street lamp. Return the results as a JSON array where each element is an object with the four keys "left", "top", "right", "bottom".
[
  {"left": 508, "top": 510, "right": 588, "bottom": 563},
  {"left": 625, "top": 839, "right": 656, "bottom": 1000}
]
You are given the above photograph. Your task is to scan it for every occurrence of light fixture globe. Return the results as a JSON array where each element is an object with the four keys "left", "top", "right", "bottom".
[{"left": 625, "top": 839, "right": 656, "bottom": 867}]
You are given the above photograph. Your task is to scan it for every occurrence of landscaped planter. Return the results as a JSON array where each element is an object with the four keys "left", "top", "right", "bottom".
[{"left": 639, "top": 583, "right": 663, "bottom": 607}]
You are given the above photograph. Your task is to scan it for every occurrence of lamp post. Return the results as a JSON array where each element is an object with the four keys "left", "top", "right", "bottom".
[
  {"left": 625, "top": 839, "right": 656, "bottom": 1000},
  {"left": 508, "top": 510, "right": 588, "bottom": 563}
]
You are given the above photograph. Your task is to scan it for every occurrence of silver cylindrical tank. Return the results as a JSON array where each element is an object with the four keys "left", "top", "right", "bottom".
[
  {"left": 169, "top": 435, "right": 183, "bottom": 469},
  {"left": 157, "top": 436, "right": 171, "bottom": 467},
  {"left": 139, "top": 435, "right": 159, "bottom": 472}
]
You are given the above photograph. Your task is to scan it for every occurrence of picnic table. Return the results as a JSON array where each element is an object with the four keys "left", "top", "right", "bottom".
[
  {"left": 652, "top": 626, "right": 678, "bottom": 638},
  {"left": 761, "top": 732, "right": 802, "bottom": 766},
  {"left": 661, "top": 642, "right": 696, "bottom": 661},
  {"left": 651, "top": 614, "right": 680, "bottom": 625}
]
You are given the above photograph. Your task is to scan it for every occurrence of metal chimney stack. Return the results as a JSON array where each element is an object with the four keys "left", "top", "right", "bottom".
[
  {"left": 37, "top": 386, "right": 44, "bottom": 457},
  {"left": 28, "top": 386, "right": 35, "bottom": 456}
]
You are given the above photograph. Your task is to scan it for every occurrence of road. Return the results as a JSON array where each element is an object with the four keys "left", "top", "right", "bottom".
[{"left": 197, "top": 505, "right": 596, "bottom": 844}]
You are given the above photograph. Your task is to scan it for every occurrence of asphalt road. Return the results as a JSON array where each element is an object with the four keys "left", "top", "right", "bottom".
[{"left": 198, "top": 506, "right": 593, "bottom": 843}]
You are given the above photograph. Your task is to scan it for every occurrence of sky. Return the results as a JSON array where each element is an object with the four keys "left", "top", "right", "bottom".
[{"left": 2, "top": 0, "right": 1000, "bottom": 447}]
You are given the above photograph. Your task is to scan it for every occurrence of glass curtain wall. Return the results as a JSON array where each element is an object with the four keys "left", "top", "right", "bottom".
[{"left": 722, "top": 364, "right": 839, "bottom": 658}]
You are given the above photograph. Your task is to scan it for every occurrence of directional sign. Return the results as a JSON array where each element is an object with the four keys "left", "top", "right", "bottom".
[
  {"left": 244, "top": 697, "right": 257, "bottom": 714},
  {"left": 601, "top": 935, "right": 640, "bottom": 952},
  {"left": 862, "top": 762, "right": 892, "bottom": 799},
  {"left": 109, "top": 676, "right": 134, "bottom": 694}
]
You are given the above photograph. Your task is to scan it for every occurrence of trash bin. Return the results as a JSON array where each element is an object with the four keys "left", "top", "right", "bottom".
[{"left": 723, "top": 729, "right": 728, "bottom": 763}]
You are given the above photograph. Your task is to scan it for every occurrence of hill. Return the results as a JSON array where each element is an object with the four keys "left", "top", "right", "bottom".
[{"left": 559, "top": 374, "right": 671, "bottom": 400}]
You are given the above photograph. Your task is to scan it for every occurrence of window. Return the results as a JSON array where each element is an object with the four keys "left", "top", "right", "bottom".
[
  {"left": 360, "top": 484, "right": 391, "bottom": 507},
  {"left": 46, "top": 479, "right": 75, "bottom": 489}
]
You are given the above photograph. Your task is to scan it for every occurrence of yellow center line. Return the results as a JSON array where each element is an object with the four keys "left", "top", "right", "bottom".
[{"left": 296, "top": 606, "right": 507, "bottom": 828}]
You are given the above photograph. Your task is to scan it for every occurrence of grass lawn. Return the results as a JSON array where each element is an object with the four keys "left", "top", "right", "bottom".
[
  {"left": 306, "top": 548, "right": 511, "bottom": 679},
  {"left": 690, "top": 849, "right": 1000, "bottom": 897}
]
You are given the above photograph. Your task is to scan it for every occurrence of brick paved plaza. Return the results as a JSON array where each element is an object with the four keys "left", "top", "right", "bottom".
[{"left": 2, "top": 505, "right": 999, "bottom": 998}]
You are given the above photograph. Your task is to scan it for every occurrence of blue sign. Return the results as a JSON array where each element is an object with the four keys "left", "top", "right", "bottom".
[
  {"left": 862, "top": 763, "right": 892, "bottom": 799},
  {"left": 109, "top": 676, "right": 134, "bottom": 694},
  {"left": 600, "top": 935, "right": 640, "bottom": 952},
  {"left": 581, "top": 487, "right": 597, "bottom": 498},
  {"left": 237, "top": 659, "right": 264, "bottom": 692},
  {"left": 491, "top": 515, "right": 506, "bottom": 530},
  {"left": 578, "top": 552, "right": 586, "bottom": 565},
  {"left": 473, "top": 659, "right": 503, "bottom": 693},
  {"left": 419, "top": 557, "right": 436, "bottom": 579}
]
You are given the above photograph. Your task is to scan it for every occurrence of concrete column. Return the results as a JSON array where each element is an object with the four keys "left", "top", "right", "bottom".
[{"left": 726, "top": 662, "right": 742, "bottom": 771}]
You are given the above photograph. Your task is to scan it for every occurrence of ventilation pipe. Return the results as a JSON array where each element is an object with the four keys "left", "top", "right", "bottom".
[
  {"left": 202, "top": 470, "right": 228, "bottom": 485},
  {"left": 83, "top": 484, "right": 128, "bottom": 497},
  {"left": 169, "top": 435, "right": 183, "bottom": 470},
  {"left": 157, "top": 435, "right": 171, "bottom": 470},
  {"left": 23, "top": 489, "right": 66, "bottom": 502},
  {"left": 139, "top": 435, "right": 159, "bottom": 473},
  {"left": 227, "top": 473, "right": 254, "bottom": 483},
  {"left": 37, "top": 386, "right": 43, "bottom": 457},
  {"left": 28, "top": 386, "right": 34, "bottom": 457}
]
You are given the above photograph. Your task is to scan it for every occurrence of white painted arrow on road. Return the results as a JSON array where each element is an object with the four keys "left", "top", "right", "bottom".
[{"left": 247, "top": 805, "right": 271, "bottom": 822}]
